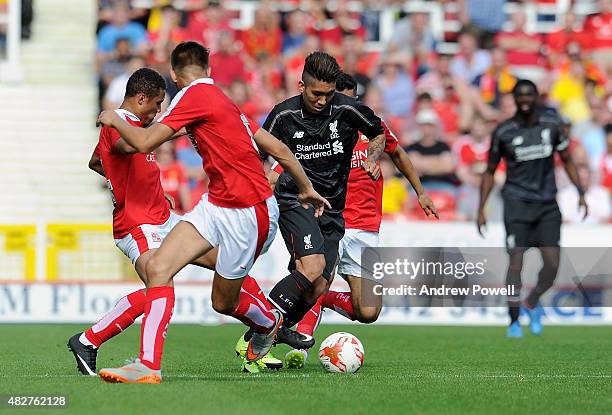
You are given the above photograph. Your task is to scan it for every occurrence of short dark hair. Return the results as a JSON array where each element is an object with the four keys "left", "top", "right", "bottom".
[
  {"left": 125, "top": 68, "right": 166, "bottom": 98},
  {"left": 416, "top": 92, "right": 433, "bottom": 102},
  {"left": 302, "top": 51, "right": 342, "bottom": 84},
  {"left": 336, "top": 72, "right": 357, "bottom": 93},
  {"left": 170, "top": 41, "right": 210, "bottom": 72},
  {"left": 512, "top": 79, "right": 538, "bottom": 96}
]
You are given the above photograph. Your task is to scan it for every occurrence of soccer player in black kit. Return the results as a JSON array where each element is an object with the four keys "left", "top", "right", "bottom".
[
  {"left": 261, "top": 52, "right": 386, "bottom": 346},
  {"left": 477, "top": 80, "right": 588, "bottom": 338}
]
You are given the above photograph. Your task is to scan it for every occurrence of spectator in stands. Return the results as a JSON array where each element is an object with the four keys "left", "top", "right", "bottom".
[
  {"left": 227, "top": 79, "right": 261, "bottom": 121},
  {"left": 98, "top": 0, "right": 148, "bottom": 31},
  {"left": 282, "top": 9, "right": 309, "bottom": 56},
  {"left": 455, "top": 116, "right": 494, "bottom": 220},
  {"left": 457, "top": 0, "right": 507, "bottom": 49},
  {"left": 600, "top": 124, "right": 612, "bottom": 190},
  {"left": 343, "top": 51, "right": 372, "bottom": 98},
  {"left": 186, "top": 0, "right": 232, "bottom": 53},
  {"left": 172, "top": 134, "right": 209, "bottom": 204},
  {"left": 450, "top": 28, "right": 491, "bottom": 83},
  {"left": 556, "top": 116, "right": 589, "bottom": 190},
  {"left": 381, "top": 157, "right": 409, "bottom": 218},
  {"left": 284, "top": 34, "right": 320, "bottom": 93},
  {"left": 387, "top": 11, "right": 435, "bottom": 73},
  {"left": 100, "top": 38, "right": 132, "bottom": 85},
  {"left": 360, "top": 0, "right": 381, "bottom": 42},
  {"left": 546, "top": 10, "right": 586, "bottom": 67},
  {"left": 431, "top": 76, "right": 472, "bottom": 139},
  {"left": 99, "top": 37, "right": 133, "bottom": 108},
  {"left": 210, "top": 30, "right": 246, "bottom": 88},
  {"left": 405, "top": 110, "right": 458, "bottom": 193},
  {"left": 497, "top": 92, "right": 517, "bottom": 121},
  {"left": 341, "top": 33, "right": 378, "bottom": 80},
  {"left": 417, "top": 53, "right": 456, "bottom": 101},
  {"left": 318, "top": 1, "right": 366, "bottom": 57},
  {"left": 0, "top": 0, "right": 5, "bottom": 51},
  {"left": 103, "top": 56, "right": 146, "bottom": 110},
  {"left": 148, "top": 5, "right": 187, "bottom": 69},
  {"left": 495, "top": 8, "right": 545, "bottom": 81},
  {"left": 364, "top": 84, "right": 386, "bottom": 121},
  {"left": 97, "top": 1, "right": 147, "bottom": 59},
  {"left": 241, "top": 5, "right": 282, "bottom": 62},
  {"left": 156, "top": 142, "right": 192, "bottom": 214},
  {"left": 559, "top": 165, "right": 610, "bottom": 223},
  {"left": 579, "top": 98, "right": 612, "bottom": 172},
  {"left": 582, "top": 0, "right": 612, "bottom": 73},
  {"left": 550, "top": 55, "right": 594, "bottom": 125},
  {"left": 21, "top": 0, "right": 34, "bottom": 40},
  {"left": 472, "top": 48, "right": 517, "bottom": 109},
  {"left": 374, "top": 53, "right": 414, "bottom": 121}
]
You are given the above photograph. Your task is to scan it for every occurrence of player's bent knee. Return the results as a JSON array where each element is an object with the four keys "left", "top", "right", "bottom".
[
  {"left": 145, "top": 256, "right": 171, "bottom": 287},
  {"left": 356, "top": 307, "right": 381, "bottom": 324},
  {"left": 211, "top": 297, "right": 238, "bottom": 316},
  {"left": 297, "top": 254, "right": 326, "bottom": 281}
]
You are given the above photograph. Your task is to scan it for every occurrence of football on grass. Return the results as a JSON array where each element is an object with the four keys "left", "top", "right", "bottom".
[{"left": 319, "top": 332, "right": 365, "bottom": 373}]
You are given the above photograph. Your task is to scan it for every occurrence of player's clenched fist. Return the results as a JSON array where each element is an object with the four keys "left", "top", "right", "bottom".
[{"left": 96, "top": 110, "right": 119, "bottom": 128}]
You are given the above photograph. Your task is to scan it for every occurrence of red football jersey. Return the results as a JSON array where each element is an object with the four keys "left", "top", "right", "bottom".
[
  {"left": 343, "top": 121, "right": 398, "bottom": 232},
  {"left": 97, "top": 109, "right": 170, "bottom": 238},
  {"left": 159, "top": 161, "right": 189, "bottom": 214},
  {"left": 455, "top": 136, "right": 489, "bottom": 172},
  {"left": 158, "top": 78, "right": 272, "bottom": 208},
  {"left": 601, "top": 154, "right": 612, "bottom": 190}
]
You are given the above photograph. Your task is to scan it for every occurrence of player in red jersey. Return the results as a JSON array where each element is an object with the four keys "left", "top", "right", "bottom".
[
  {"left": 67, "top": 68, "right": 174, "bottom": 376},
  {"left": 67, "top": 68, "right": 285, "bottom": 376},
  {"left": 94, "top": 42, "right": 328, "bottom": 383},
  {"left": 282, "top": 73, "right": 438, "bottom": 368}
]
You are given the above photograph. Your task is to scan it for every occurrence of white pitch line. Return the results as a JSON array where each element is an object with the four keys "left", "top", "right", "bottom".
[{"left": 1, "top": 373, "right": 611, "bottom": 379}]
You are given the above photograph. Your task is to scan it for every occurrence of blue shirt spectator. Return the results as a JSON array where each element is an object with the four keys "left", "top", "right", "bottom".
[
  {"left": 98, "top": 22, "right": 147, "bottom": 53},
  {"left": 97, "top": 2, "right": 147, "bottom": 53},
  {"left": 461, "top": 0, "right": 506, "bottom": 33},
  {"left": 374, "top": 57, "right": 415, "bottom": 117}
]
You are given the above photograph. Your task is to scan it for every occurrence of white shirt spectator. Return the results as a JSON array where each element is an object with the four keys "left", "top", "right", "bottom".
[
  {"left": 104, "top": 72, "right": 129, "bottom": 110},
  {"left": 558, "top": 185, "right": 611, "bottom": 224}
]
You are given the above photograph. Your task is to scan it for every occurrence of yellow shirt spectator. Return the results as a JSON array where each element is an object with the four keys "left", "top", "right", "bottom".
[
  {"left": 550, "top": 65, "right": 592, "bottom": 124},
  {"left": 382, "top": 177, "right": 408, "bottom": 215}
]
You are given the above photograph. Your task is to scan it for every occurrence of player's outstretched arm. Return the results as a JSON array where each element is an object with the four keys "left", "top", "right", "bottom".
[
  {"left": 559, "top": 148, "right": 589, "bottom": 220},
  {"left": 252, "top": 127, "right": 331, "bottom": 216},
  {"left": 96, "top": 110, "right": 175, "bottom": 153},
  {"left": 363, "top": 133, "right": 386, "bottom": 180},
  {"left": 389, "top": 146, "right": 439, "bottom": 219}
]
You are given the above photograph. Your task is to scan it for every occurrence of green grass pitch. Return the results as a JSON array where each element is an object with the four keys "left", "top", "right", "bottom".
[{"left": 0, "top": 324, "right": 611, "bottom": 415}]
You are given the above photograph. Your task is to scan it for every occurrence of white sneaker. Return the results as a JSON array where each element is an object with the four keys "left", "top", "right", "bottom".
[{"left": 99, "top": 358, "right": 162, "bottom": 384}]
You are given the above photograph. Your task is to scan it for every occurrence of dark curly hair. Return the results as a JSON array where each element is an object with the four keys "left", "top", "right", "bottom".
[{"left": 125, "top": 68, "right": 166, "bottom": 98}]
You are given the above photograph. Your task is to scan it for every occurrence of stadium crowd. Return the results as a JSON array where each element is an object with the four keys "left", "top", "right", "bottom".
[
  {"left": 95, "top": 0, "right": 612, "bottom": 222},
  {"left": 0, "top": 0, "right": 33, "bottom": 54}
]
